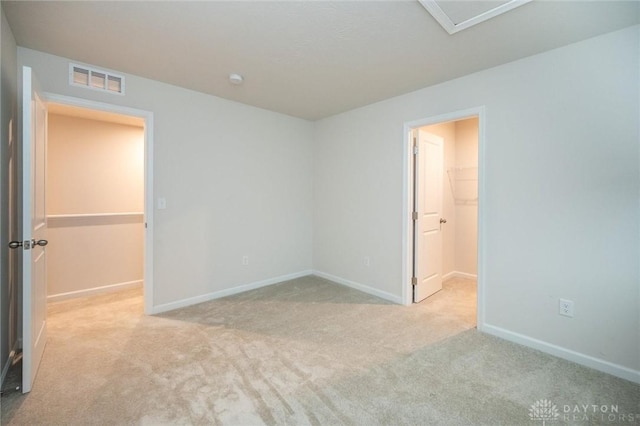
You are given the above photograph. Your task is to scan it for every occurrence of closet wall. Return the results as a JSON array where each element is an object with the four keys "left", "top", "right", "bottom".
[
  {"left": 46, "top": 111, "right": 144, "bottom": 301},
  {"left": 453, "top": 118, "right": 478, "bottom": 276}
]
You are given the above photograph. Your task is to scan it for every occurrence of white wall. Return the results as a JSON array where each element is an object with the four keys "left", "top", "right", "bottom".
[
  {"left": 18, "top": 47, "right": 314, "bottom": 310},
  {"left": 313, "top": 26, "right": 639, "bottom": 379},
  {"left": 46, "top": 114, "right": 144, "bottom": 300},
  {"left": 47, "top": 114, "right": 144, "bottom": 215}
]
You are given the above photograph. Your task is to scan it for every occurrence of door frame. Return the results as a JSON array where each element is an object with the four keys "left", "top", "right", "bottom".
[
  {"left": 44, "top": 93, "right": 154, "bottom": 315},
  {"left": 402, "top": 106, "right": 486, "bottom": 330}
]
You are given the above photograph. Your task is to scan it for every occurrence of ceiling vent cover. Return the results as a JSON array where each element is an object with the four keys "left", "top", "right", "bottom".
[{"left": 69, "top": 63, "right": 125, "bottom": 95}]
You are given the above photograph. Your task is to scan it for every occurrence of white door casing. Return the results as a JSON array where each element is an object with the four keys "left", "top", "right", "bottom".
[
  {"left": 413, "top": 129, "right": 444, "bottom": 303},
  {"left": 21, "top": 66, "right": 48, "bottom": 393}
]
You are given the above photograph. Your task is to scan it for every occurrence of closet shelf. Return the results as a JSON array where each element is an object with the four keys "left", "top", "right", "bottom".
[
  {"left": 47, "top": 212, "right": 143, "bottom": 219},
  {"left": 47, "top": 212, "right": 144, "bottom": 227}
]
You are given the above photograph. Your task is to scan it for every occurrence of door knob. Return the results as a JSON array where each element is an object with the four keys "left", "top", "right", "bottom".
[
  {"left": 8, "top": 241, "right": 22, "bottom": 249},
  {"left": 440, "top": 218, "right": 447, "bottom": 224},
  {"left": 7, "top": 239, "right": 47, "bottom": 249}
]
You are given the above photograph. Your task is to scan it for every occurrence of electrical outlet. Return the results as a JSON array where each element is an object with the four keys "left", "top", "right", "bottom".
[
  {"left": 242, "top": 256, "right": 249, "bottom": 266},
  {"left": 559, "top": 299, "right": 574, "bottom": 317},
  {"left": 364, "top": 256, "right": 370, "bottom": 267}
]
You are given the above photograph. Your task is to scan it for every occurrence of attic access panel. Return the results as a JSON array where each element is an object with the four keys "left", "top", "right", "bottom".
[{"left": 419, "top": 0, "right": 532, "bottom": 34}]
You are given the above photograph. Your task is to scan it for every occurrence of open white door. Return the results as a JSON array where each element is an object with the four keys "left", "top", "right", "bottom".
[
  {"left": 413, "top": 129, "right": 444, "bottom": 303},
  {"left": 21, "top": 66, "right": 48, "bottom": 393}
]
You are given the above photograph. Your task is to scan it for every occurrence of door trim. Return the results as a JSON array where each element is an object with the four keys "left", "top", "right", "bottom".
[
  {"left": 402, "top": 106, "right": 486, "bottom": 330},
  {"left": 43, "top": 93, "right": 154, "bottom": 315}
]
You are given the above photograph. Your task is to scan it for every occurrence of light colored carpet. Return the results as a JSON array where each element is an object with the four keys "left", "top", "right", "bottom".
[{"left": 1, "top": 275, "right": 638, "bottom": 425}]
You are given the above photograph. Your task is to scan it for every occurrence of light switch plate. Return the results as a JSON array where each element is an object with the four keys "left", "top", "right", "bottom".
[{"left": 157, "top": 197, "right": 167, "bottom": 210}]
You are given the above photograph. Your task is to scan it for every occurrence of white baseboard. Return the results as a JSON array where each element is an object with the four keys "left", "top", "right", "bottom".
[
  {"left": 312, "top": 270, "right": 403, "bottom": 304},
  {"left": 151, "top": 270, "right": 314, "bottom": 314},
  {"left": 1, "top": 341, "right": 19, "bottom": 388},
  {"left": 482, "top": 324, "right": 640, "bottom": 384},
  {"left": 442, "top": 270, "right": 477, "bottom": 281},
  {"left": 47, "top": 280, "right": 143, "bottom": 303}
]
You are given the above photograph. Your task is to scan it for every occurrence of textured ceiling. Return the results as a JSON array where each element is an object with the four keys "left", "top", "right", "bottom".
[{"left": 3, "top": 1, "right": 639, "bottom": 120}]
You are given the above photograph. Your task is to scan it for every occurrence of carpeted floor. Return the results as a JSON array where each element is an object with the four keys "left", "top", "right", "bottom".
[{"left": 1, "top": 275, "right": 638, "bottom": 425}]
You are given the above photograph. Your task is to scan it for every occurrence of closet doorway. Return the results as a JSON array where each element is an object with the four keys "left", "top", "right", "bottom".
[{"left": 46, "top": 103, "right": 146, "bottom": 308}]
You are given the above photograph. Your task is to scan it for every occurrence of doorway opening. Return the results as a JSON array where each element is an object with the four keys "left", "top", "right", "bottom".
[
  {"left": 403, "top": 107, "right": 485, "bottom": 330},
  {"left": 45, "top": 103, "right": 145, "bottom": 311},
  {"left": 44, "top": 94, "right": 154, "bottom": 315}
]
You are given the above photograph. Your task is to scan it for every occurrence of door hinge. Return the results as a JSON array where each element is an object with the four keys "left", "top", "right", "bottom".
[
  {"left": 411, "top": 277, "right": 417, "bottom": 286},
  {"left": 413, "top": 137, "right": 418, "bottom": 155},
  {"left": 412, "top": 211, "right": 418, "bottom": 221}
]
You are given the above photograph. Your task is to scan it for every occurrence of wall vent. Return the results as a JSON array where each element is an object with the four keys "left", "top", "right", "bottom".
[{"left": 69, "top": 63, "right": 125, "bottom": 95}]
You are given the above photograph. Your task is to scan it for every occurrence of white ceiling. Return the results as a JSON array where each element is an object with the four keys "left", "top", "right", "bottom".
[{"left": 3, "top": 1, "right": 638, "bottom": 120}]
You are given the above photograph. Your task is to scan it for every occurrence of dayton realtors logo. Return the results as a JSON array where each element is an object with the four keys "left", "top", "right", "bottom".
[{"left": 530, "top": 399, "right": 639, "bottom": 424}]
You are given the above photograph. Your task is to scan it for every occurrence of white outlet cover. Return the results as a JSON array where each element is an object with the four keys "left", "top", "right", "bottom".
[{"left": 559, "top": 298, "right": 574, "bottom": 317}]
